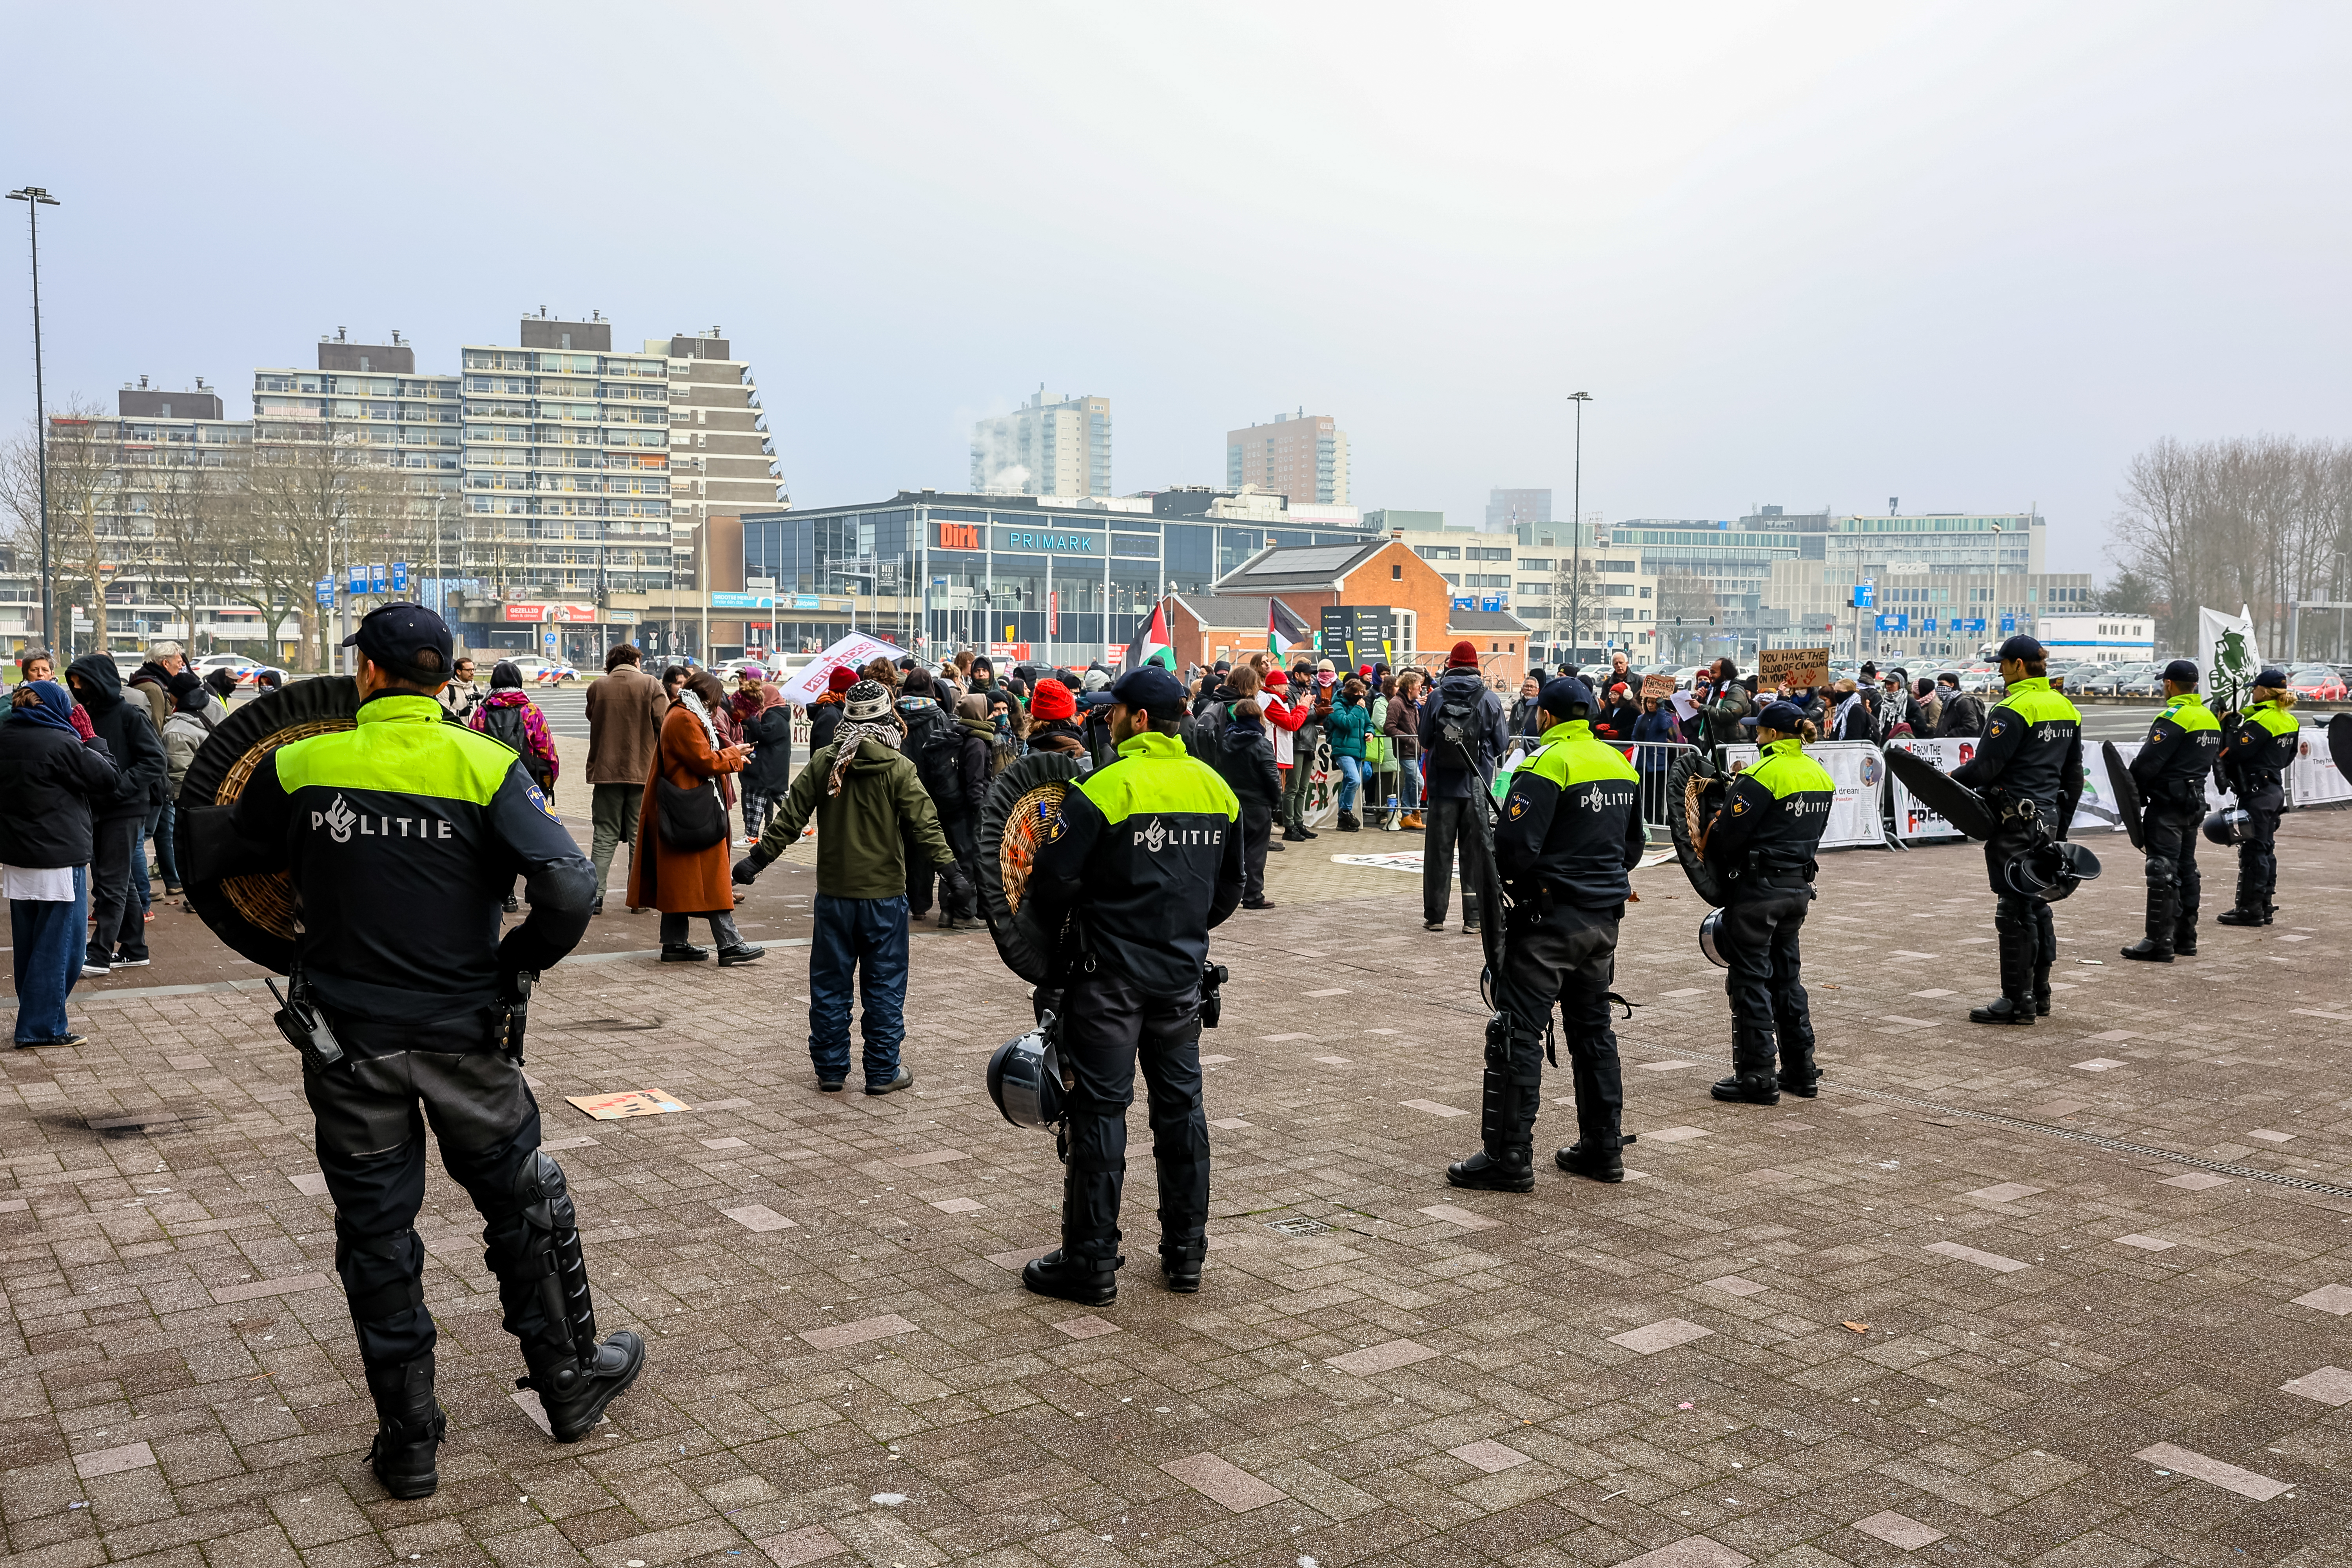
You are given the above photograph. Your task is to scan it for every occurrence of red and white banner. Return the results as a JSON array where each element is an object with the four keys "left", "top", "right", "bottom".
[
  {"left": 502, "top": 601, "right": 598, "bottom": 624},
  {"left": 776, "top": 631, "right": 909, "bottom": 706},
  {"left": 988, "top": 642, "right": 1031, "bottom": 661}
]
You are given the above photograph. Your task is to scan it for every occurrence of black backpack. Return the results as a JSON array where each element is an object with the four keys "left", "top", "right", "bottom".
[
  {"left": 477, "top": 701, "right": 549, "bottom": 786},
  {"left": 1431, "top": 681, "right": 1484, "bottom": 773},
  {"left": 912, "top": 712, "right": 967, "bottom": 817}
]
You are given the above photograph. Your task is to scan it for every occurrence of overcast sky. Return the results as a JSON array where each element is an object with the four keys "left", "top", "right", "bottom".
[{"left": 5, "top": 1, "right": 2346, "bottom": 574}]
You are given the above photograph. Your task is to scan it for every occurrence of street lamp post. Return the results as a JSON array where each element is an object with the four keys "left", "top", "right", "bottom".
[
  {"left": 1566, "top": 390, "right": 1592, "bottom": 664},
  {"left": 8, "top": 186, "right": 61, "bottom": 656}
]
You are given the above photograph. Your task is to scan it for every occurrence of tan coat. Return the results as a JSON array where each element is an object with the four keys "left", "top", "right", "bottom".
[
  {"left": 626, "top": 706, "right": 743, "bottom": 914},
  {"left": 584, "top": 663, "right": 669, "bottom": 786}
]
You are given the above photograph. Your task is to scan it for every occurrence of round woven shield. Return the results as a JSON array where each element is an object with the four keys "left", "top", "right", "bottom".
[
  {"left": 977, "top": 751, "right": 1088, "bottom": 983},
  {"left": 180, "top": 677, "right": 361, "bottom": 973}
]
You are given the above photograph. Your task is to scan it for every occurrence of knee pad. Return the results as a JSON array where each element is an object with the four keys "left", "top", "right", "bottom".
[
  {"left": 484, "top": 1152, "right": 594, "bottom": 1354},
  {"left": 2145, "top": 860, "right": 2176, "bottom": 890},
  {"left": 334, "top": 1219, "right": 425, "bottom": 1324}
]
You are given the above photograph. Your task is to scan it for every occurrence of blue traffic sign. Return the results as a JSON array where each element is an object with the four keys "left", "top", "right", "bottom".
[
  {"left": 1853, "top": 583, "right": 1875, "bottom": 608},
  {"left": 391, "top": 561, "right": 409, "bottom": 592},
  {"left": 1922, "top": 617, "right": 1937, "bottom": 633},
  {"left": 1876, "top": 613, "right": 1907, "bottom": 632},
  {"left": 316, "top": 579, "right": 334, "bottom": 605},
  {"left": 368, "top": 564, "right": 388, "bottom": 594},
  {"left": 2000, "top": 614, "right": 2016, "bottom": 634},
  {"left": 348, "top": 564, "right": 365, "bottom": 594}
]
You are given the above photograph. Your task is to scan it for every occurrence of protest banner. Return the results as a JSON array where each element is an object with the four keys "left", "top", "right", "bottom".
[
  {"left": 1641, "top": 673, "right": 1677, "bottom": 700},
  {"left": 2290, "top": 724, "right": 2348, "bottom": 807},
  {"left": 1720, "top": 740, "right": 1886, "bottom": 850},
  {"left": 776, "top": 632, "right": 909, "bottom": 704},
  {"left": 1759, "top": 647, "right": 1830, "bottom": 690},
  {"left": 1887, "top": 736, "right": 1976, "bottom": 842}
]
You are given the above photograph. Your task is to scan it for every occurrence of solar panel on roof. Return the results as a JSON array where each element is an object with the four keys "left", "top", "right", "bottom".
[{"left": 1242, "top": 544, "right": 1362, "bottom": 575}]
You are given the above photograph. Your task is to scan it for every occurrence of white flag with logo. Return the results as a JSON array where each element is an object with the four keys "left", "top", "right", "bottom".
[{"left": 2196, "top": 604, "right": 2262, "bottom": 709}]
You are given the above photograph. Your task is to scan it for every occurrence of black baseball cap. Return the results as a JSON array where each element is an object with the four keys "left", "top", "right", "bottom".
[
  {"left": 343, "top": 602, "right": 453, "bottom": 684},
  {"left": 1109, "top": 664, "right": 1186, "bottom": 719},
  {"left": 2161, "top": 658, "right": 2200, "bottom": 686},
  {"left": 1756, "top": 700, "right": 1809, "bottom": 732},
  {"left": 2255, "top": 666, "right": 2288, "bottom": 688},
  {"left": 1539, "top": 676, "right": 1595, "bottom": 721},
  {"left": 1996, "top": 633, "right": 2044, "bottom": 662}
]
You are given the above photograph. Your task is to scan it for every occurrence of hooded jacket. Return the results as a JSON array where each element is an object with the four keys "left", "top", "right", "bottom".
[
  {"left": 129, "top": 660, "right": 177, "bottom": 734},
  {"left": 749, "top": 735, "right": 953, "bottom": 899},
  {"left": 0, "top": 691, "right": 119, "bottom": 867},
  {"left": 1215, "top": 715, "right": 1282, "bottom": 808},
  {"left": 1417, "top": 668, "right": 1508, "bottom": 799},
  {"left": 65, "top": 654, "right": 167, "bottom": 823}
]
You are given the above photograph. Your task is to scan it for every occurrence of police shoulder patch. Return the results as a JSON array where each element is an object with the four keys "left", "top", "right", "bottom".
[
  {"left": 1730, "top": 795, "right": 1750, "bottom": 815},
  {"left": 1506, "top": 793, "right": 1529, "bottom": 820},
  {"left": 1988, "top": 719, "right": 2004, "bottom": 737},
  {"left": 525, "top": 782, "right": 557, "bottom": 820}
]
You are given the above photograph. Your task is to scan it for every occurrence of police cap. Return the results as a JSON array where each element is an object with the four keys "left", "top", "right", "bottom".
[
  {"left": 1755, "top": 700, "right": 1809, "bottom": 733},
  {"left": 2161, "top": 658, "right": 2200, "bottom": 687},
  {"left": 1996, "top": 633, "right": 2044, "bottom": 663},
  {"left": 2254, "top": 666, "right": 2288, "bottom": 688},
  {"left": 342, "top": 601, "right": 454, "bottom": 685},
  {"left": 1109, "top": 664, "right": 1186, "bottom": 719},
  {"left": 1539, "top": 676, "right": 1594, "bottom": 722}
]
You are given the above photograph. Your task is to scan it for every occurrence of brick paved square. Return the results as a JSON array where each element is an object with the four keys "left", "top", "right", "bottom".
[
  {"left": 18, "top": 807, "right": 2352, "bottom": 1564},
  {"left": 1614, "top": 1539, "right": 1752, "bottom": 1568},
  {"left": 2072, "top": 1056, "right": 2128, "bottom": 1070},
  {"left": 1852, "top": 1509, "right": 1948, "bottom": 1549},
  {"left": 73, "top": 1442, "right": 156, "bottom": 1479},
  {"left": 2161, "top": 1171, "right": 2231, "bottom": 1190},
  {"left": 1400, "top": 1097, "right": 1468, "bottom": 1116},
  {"left": 1610, "top": 1318, "right": 1714, "bottom": 1354}
]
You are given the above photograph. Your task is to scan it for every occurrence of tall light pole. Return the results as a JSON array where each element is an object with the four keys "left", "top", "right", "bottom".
[
  {"left": 8, "top": 186, "right": 61, "bottom": 655},
  {"left": 1566, "top": 390, "right": 1592, "bottom": 664}
]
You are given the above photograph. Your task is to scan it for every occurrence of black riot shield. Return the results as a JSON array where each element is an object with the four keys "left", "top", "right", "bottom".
[
  {"left": 1463, "top": 784, "right": 1510, "bottom": 987},
  {"left": 2331, "top": 714, "right": 2352, "bottom": 786},
  {"left": 976, "top": 750, "right": 1089, "bottom": 985},
  {"left": 1665, "top": 748, "right": 1728, "bottom": 906},
  {"left": 1883, "top": 744, "right": 1998, "bottom": 842},
  {"left": 178, "top": 677, "right": 361, "bottom": 974},
  {"left": 2102, "top": 740, "right": 2146, "bottom": 851}
]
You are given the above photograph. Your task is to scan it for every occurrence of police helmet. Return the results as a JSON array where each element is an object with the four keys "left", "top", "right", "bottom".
[
  {"left": 2001, "top": 838, "right": 2102, "bottom": 902},
  {"left": 2203, "top": 806, "right": 2252, "bottom": 847},
  {"left": 1698, "top": 907, "right": 1728, "bottom": 969},
  {"left": 985, "top": 1022, "right": 1064, "bottom": 1131}
]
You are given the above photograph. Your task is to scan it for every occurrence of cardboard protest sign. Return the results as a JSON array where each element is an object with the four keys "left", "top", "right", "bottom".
[
  {"left": 565, "top": 1089, "right": 691, "bottom": 1121},
  {"left": 1641, "top": 673, "right": 1677, "bottom": 700},
  {"left": 1759, "top": 647, "right": 1830, "bottom": 689}
]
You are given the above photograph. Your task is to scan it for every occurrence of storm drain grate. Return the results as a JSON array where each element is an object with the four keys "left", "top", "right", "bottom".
[{"left": 1266, "top": 1216, "right": 1335, "bottom": 1237}]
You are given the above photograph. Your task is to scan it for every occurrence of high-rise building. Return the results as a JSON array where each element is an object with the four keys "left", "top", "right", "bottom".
[
  {"left": 1485, "top": 487, "right": 1550, "bottom": 534},
  {"left": 251, "top": 330, "right": 464, "bottom": 532},
  {"left": 1226, "top": 411, "right": 1348, "bottom": 505},
  {"left": 457, "top": 316, "right": 674, "bottom": 604},
  {"left": 971, "top": 390, "right": 1112, "bottom": 497},
  {"left": 653, "top": 330, "right": 786, "bottom": 654}
]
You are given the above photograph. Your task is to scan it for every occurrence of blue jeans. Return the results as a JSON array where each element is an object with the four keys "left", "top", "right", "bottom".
[
  {"left": 809, "top": 894, "right": 909, "bottom": 1086},
  {"left": 1336, "top": 755, "right": 1363, "bottom": 811},
  {"left": 11, "top": 866, "right": 89, "bottom": 1044},
  {"left": 149, "top": 800, "right": 179, "bottom": 888}
]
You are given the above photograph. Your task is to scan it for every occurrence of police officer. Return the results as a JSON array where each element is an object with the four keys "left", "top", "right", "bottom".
[
  {"left": 1700, "top": 701, "right": 1836, "bottom": 1103},
  {"left": 231, "top": 605, "right": 635, "bottom": 1499},
  {"left": 1018, "top": 664, "right": 1244, "bottom": 1305},
  {"left": 2122, "top": 657, "right": 2221, "bottom": 960},
  {"left": 2216, "top": 668, "right": 2299, "bottom": 926},
  {"left": 1447, "top": 676, "right": 1646, "bottom": 1188},
  {"left": 1952, "top": 634, "right": 2084, "bottom": 1020}
]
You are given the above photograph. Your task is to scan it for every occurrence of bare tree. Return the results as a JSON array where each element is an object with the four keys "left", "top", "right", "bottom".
[
  {"left": 147, "top": 436, "right": 248, "bottom": 654},
  {"left": 24, "top": 399, "right": 124, "bottom": 658},
  {"left": 1655, "top": 569, "right": 1715, "bottom": 663},
  {"left": 230, "top": 424, "right": 390, "bottom": 670}
]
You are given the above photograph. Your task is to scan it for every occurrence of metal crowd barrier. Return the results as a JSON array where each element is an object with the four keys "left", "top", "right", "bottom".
[{"left": 1623, "top": 739, "right": 1696, "bottom": 839}]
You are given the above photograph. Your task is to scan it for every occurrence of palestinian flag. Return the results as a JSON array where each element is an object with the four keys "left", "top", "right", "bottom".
[
  {"left": 1267, "top": 597, "right": 1309, "bottom": 661},
  {"left": 1122, "top": 601, "right": 1174, "bottom": 674}
]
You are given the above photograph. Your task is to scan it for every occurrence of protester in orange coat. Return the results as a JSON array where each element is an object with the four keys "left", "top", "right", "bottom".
[{"left": 628, "top": 670, "right": 762, "bottom": 964}]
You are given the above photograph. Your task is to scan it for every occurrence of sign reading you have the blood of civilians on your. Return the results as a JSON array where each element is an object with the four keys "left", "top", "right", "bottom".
[
  {"left": 1758, "top": 647, "right": 1831, "bottom": 690},
  {"left": 1641, "top": 674, "right": 1677, "bottom": 700}
]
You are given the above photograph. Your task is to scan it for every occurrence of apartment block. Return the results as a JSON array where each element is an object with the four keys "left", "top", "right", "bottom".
[
  {"left": 1226, "top": 411, "right": 1348, "bottom": 505},
  {"left": 1486, "top": 487, "right": 1550, "bottom": 534},
  {"left": 252, "top": 330, "right": 464, "bottom": 521},
  {"left": 972, "top": 390, "right": 1112, "bottom": 497}
]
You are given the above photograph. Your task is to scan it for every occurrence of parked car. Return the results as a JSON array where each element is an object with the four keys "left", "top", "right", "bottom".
[
  {"left": 503, "top": 655, "right": 578, "bottom": 684},
  {"left": 2287, "top": 664, "right": 2347, "bottom": 702},
  {"left": 2116, "top": 668, "right": 2166, "bottom": 697},
  {"left": 1958, "top": 665, "right": 2000, "bottom": 692}
]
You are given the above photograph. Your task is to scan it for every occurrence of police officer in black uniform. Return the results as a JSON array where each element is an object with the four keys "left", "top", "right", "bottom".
[
  {"left": 1018, "top": 665, "right": 1245, "bottom": 1305},
  {"left": 232, "top": 606, "right": 636, "bottom": 1499},
  {"left": 2215, "top": 667, "right": 2299, "bottom": 927},
  {"left": 2122, "top": 658, "right": 2222, "bottom": 961},
  {"left": 1951, "top": 635, "right": 2083, "bottom": 1023},
  {"left": 1446, "top": 677, "right": 1646, "bottom": 1188}
]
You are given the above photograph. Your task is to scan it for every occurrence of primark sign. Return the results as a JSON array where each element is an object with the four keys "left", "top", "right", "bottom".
[{"left": 936, "top": 521, "right": 1104, "bottom": 557}]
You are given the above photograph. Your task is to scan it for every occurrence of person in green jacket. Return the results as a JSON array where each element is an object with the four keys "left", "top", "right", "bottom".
[
  {"left": 733, "top": 681, "right": 956, "bottom": 1094},
  {"left": 1323, "top": 677, "right": 1373, "bottom": 830}
]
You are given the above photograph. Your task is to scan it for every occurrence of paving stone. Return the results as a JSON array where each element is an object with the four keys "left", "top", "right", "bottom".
[
  {"left": 1645, "top": 1125, "right": 1710, "bottom": 1143},
  {"left": 1159, "top": 1451, "right": 1285, "bottom": 1511},
  {"left": 797, "top": 1313, "right": 919, "bottom": 1350},
  {"left": 2289, "top": 1283, "right": 2352, "bottom": 1314},
  {"left": 2072, "top": 1057, "right": 2128, "bottom": 1071},
  {"left": 1209, "top": 1116, "right": 1251, "bottom": 1128},
  {"left": 1400, "top": 1098, "right": 1468, "bottom": 1117},
  {"left": 2248, "top": 1128, "right": 2296, "bottom": 1142},
  {"left": 755, "top": 1525, "right": 846, "bottom": 1566},
  {"left": 2114, "top": 1233, "right": 2175, "bottom": 1250},
  {"left": 1447, "top": 1439, "right": 1532, "bottom": 1472},
  {"left": 210, "top": 1272, "right": 334, "bottom": 1303},
  {"left": 1612, "top": 1539, "right": 1752, "bottom": 1568},
  {"left": 926, "top": 1197, "right": 982, "bottom": 1213},
  {"left": 286, "top": 1172, "right": 329, "bottom": 1196},
  {"left": 719, "top": 1204, "right": 795, "bottom": 1232},
  {"left": 1325, "top": 1338, "right": 1442, "bottom": 1374},
  {"left": 73, "top": 1441, "right": 157, "bottom": 1479},
  {"left": 1417, "top": 1203, "right": 1499, "bottom": 1230},
  {"left": 887, "top": 1149, "right": 967, "bottom": 1167},
  {"left": 1699, "top": 1275, "right": 1767, "bottom": 1296},
  {"left": 1610, "top": 1318, "right": 1714, "bottom": 1354},
  {"left": 1852, "top": 1510, "right": 1948, "bottom": 1550},
  {"left": 1923, "top": 1241, "right": 2029, "bottom": 1272},
  {"left": 2160, "top": 1171, "right": 2230, "bottom": 1190},
  {"left": 2280, "top": 1366, "right": 2352, "bottom": 1406},
  {"left": 2133, "top": 1441, "right": 2293, "bottom": 1501},
  {"left": 699, "top": 1136, "right": 747, "bottom": 1149},
  {"left": 1051, "top": 1314, "right": 1120, "bottom": 1339},
  {"left": 1960, "top": 1181, "right": 2043, "bottom": 1204}
]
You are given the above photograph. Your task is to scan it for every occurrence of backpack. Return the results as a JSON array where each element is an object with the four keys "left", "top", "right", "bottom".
[
  {"left": 478, "top": 701, "right": 551, "bottom": 789},
  {"left": 1185, "top": 705, "right": 1228, "bottom": 775},
  {"left": 912, "top": 713, "right": 967, "bottom": 817},
  {"left": 1431, "top": 681, "right": 1484, "bottom": 773}
]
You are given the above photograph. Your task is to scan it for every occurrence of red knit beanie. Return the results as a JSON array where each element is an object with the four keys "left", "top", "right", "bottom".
[
  {"left": 826, "top": 664, "right": 858, "bottom": 694},
  {"left": 1448, "top": 639, "right": 1479, "bottom": 668},
  {"left": 1030, "top": 678, "right": 1075, "bottom": 721}
]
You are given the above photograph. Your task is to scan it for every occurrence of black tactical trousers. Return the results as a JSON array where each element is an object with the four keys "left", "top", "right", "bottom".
[
  {"left": 1422, "top": 795, "right": 1490, "bottom": 927},
  {"left": 1718, "top": 884, "right": 1817, "bottom": 1084},
  {"left": 2236, "top": 780, "right": 2283, "bottom": 911},
  {"left": 1984, "top": 825, "right": 2058, "bottom": 998},
  {"left": 1057, "top": 965, "right": 1209, "bottom": 1268},
  {"left": 1493, "top": 902, "right": 1622, "bottom": 1142},
  {"left": 305, "top": 1010, "right": 554, "bottom": 1371},
  {"left": 2142, "top": 795, "right": 2202, "bottom": 940}
]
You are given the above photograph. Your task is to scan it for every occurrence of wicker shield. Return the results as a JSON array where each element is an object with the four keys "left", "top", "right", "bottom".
[
  {"left": 977, "top": 750, "right": 1089, "bottom": 984},
  {"left": 178, "top": 678, "right": 362, "bottom": 974},
  {"left": 1666, "top": 748, "right": 1728, "bottom": 906}
]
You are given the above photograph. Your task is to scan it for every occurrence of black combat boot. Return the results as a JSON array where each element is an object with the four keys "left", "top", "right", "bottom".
[
  {"left": 2120, "top": 883, "right": 2175, "bottom": 962},
  {"left": 1555, "top": 1040, "right": 1626, "bottom": 1179},
  {"left": 1971, "top": 910, "right": 2039, "bottom": 1022},
  {"left": 2215, "top": 906, "right": 2262, "bottom": 926},
  {"left": 521, "top": 1330, "right": 646, "bottom": 1442},
  {"left": 1448, "top": 1068, "right": 1535, "bottom": 1191},
  {"left": 1160, "top": 1239, "right": 1205, "bottom": 1293},
  {"left": 365, "top": 1355, "right": 446, "bottom": 1499},
  {"left": 1711, "top": 1023, "right": 1781, "bottom": 1103},
  {"left": 2171, "top": 917, "right": 2198, "bottom": 956},
  {"left": 1775, "top": 1013, "right": 1821, "bottom": 1096},
  {"left": 1022, "top": 1249, "right": 1121, "bottom": 1305}
]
